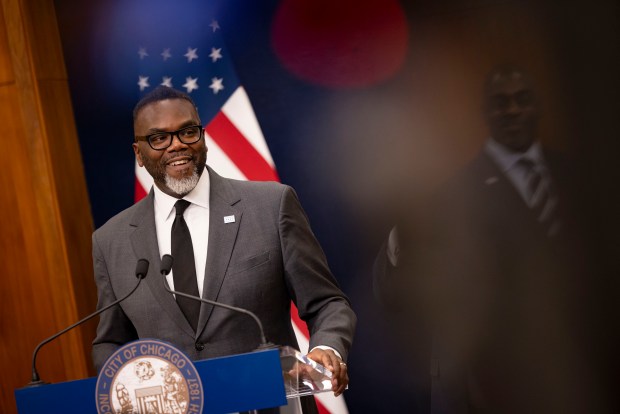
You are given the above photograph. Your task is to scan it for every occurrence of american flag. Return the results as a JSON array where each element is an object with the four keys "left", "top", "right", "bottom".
[{"left": 133, "top": 19, "right": 348, "bottom": 414}]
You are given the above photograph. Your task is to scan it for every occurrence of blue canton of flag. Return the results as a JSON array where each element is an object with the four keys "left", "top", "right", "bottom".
[{"left": 135, "top": 18, "right": 240, "bottom": 124}]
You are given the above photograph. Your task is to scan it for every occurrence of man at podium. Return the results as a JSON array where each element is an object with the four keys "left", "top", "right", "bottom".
[{"left": 91, "top": 86, "right": 356, "bottom": 412}]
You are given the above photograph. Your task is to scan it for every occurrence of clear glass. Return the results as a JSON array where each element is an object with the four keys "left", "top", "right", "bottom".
[{"left": 279, "top": 346, "right": 334, "bottom": 399}]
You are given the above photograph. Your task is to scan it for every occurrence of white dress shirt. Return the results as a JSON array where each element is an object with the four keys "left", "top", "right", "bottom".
[{"left": 153, "top": 169, "right": 210, "bottom": 297}]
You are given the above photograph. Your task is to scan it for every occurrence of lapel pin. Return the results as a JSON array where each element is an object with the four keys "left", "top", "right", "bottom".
[
  {"left": 224, "top": 215, "right": 235, "bottom": 224},
  {"left": 485, "top": 176, "right": 499, "bottom": 185}
]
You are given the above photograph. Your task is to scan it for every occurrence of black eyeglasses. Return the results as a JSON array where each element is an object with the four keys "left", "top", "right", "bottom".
[{"left": 135, "top": 125, "right": 204, "bottom": 150}]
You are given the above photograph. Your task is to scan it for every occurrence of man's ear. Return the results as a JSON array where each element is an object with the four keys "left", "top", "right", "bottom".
[{"left": 132, "top": 143, "right": 145, "bottom": 167}]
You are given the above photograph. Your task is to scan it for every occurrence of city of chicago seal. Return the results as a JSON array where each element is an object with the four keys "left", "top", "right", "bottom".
[{"left": 96, "top": 339, "right": 203, "bottom": 414}]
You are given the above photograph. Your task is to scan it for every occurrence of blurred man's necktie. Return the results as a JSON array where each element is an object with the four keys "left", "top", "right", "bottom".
[{"left": 519, "top": 157, "right": 561, "bottom": 237}]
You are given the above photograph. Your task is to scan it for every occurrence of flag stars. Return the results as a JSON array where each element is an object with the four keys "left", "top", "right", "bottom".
[
  {"left": 183, "top": 77, "right": 199, "bottom": 93},
  {"left": 138, "top": 76, "right": 150, "bottom": 91},
  {"left": 209, "top": 77, "right": 224, "bottom": 94},
  {"left": 184, "top": 47, "right": 198, "bottom": 63},
  {"left": 138, "top": 47, "right": 148, "bottom": 59},
  {"left": 209, "top": 20, "right": 220, "bottom": 32},
  {"left": 161, "top": 77, "right": 173, "bottom": 87},
  {"left": 209, "top": 47, "right": 223, "bottom": 63},
  {"left": 161, "top": 48, "right": 172, "bottom": 61}
]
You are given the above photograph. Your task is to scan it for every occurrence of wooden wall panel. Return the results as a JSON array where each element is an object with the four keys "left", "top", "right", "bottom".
[
  {"left": 0, "top": 5, "right": 13, "bottom": 83},
  {"left": 37, "top": 79, "right": 99, "bottom": 359},
  {"left": 0, "top": 0, "right": 95, "bottom": 412},
  {"left": 0, "top": 83, "right": 79, "bottom": 406},
  {"left": 20, "top": 0, "right": 66, "bottom": 80}
]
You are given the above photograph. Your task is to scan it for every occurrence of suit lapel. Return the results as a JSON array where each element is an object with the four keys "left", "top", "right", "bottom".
[
  {"left": 478, "top": 153, "right": 530, "bottom": 208},
  {"left": 196, "top": 169, "right": 242, "bottom": 338},
  {"left": 129, "top": 190, "right": 196, "bottom": 338},
  {"left": 477, "top": 152, "right": 542, "bottom": 225}
]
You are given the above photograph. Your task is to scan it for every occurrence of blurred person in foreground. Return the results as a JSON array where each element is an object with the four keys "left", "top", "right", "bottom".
[
  {"left": 375, "top": 64, "right": 599, "bottom": 413},
  {"left": 92, "top": 86, "right": 356, "bottom": 413}
]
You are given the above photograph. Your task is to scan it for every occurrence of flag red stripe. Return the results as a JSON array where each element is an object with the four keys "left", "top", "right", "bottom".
[
  {"left": 135, "top": 176, "right": 148, "bottom": 201},
  {"left": 290, "top": 302, "right": 310, "bottom": 338},
  {"left": 206, "top": 112, "right": 279, "bottom": 182},
  {"left": 291, "top": 304, "right": 340, "bottom": 414},
  {"left": 316, "top": 398, "right": 331, "bottom": 414}
]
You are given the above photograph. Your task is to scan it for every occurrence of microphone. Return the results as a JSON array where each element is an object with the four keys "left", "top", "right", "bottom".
[
  {"left": 160, "top": 254, "right": 274, "bottom": 349},
  {"left": 28, "top": 259, "right": 150, "bottom": 387}
]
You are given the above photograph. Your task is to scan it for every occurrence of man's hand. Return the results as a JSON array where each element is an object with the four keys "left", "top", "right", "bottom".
[{"left": 306, "top": 348, "right": 348, "bottom": 397}]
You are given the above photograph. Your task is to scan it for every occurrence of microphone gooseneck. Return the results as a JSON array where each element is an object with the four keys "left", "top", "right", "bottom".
[
  {"left": 159, "top": 254, "right": 273, "bottom": 348},
  {"left": 28, "top": 259, "right": 150, "bottom": 387}
]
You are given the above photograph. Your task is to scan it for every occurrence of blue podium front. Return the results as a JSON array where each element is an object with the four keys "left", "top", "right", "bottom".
[{"left": 15, "top": 348, "right": 286, "bottom": 414}]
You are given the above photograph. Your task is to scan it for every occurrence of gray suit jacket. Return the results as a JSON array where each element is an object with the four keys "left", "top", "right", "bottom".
[{"left": 92, "top": 168, "right": 356, "bottom": 371}]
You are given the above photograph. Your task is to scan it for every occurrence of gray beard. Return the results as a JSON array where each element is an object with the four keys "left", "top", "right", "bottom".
[{"left": 164, "top": 167, "right": 200, "bottom": 196}]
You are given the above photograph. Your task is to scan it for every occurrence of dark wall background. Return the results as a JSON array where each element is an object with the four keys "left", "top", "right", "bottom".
[{"left": 56, "top": 0, "right": 618, "bottom": 412}]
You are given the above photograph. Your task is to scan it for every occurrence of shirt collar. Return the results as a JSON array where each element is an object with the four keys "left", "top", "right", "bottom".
[
  {"left": 153, "top": 167, "right": 211, "bottom": 222},
  {"left": 484, "top": 138, "right": 544, "bottom": 172}
]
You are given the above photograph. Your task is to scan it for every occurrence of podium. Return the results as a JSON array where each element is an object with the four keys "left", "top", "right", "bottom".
[{"left": 15, "top": 346, "right": 334, "bottom": 414}]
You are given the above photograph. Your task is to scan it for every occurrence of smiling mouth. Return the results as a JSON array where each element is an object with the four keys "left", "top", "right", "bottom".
[
  {"left": 165, "top": 153, "right": 194, "bottom": 167},
  {"left": 169, "top": 159, "right": 190, "bottom": 166}
]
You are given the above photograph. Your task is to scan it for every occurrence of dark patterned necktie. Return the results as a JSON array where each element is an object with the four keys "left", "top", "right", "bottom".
[
  {"left": 172, "top": 199, "right": 200, "bottom": 331},
  {"left": 519, "top": 157, "right": 561, "bottom": 237}
]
